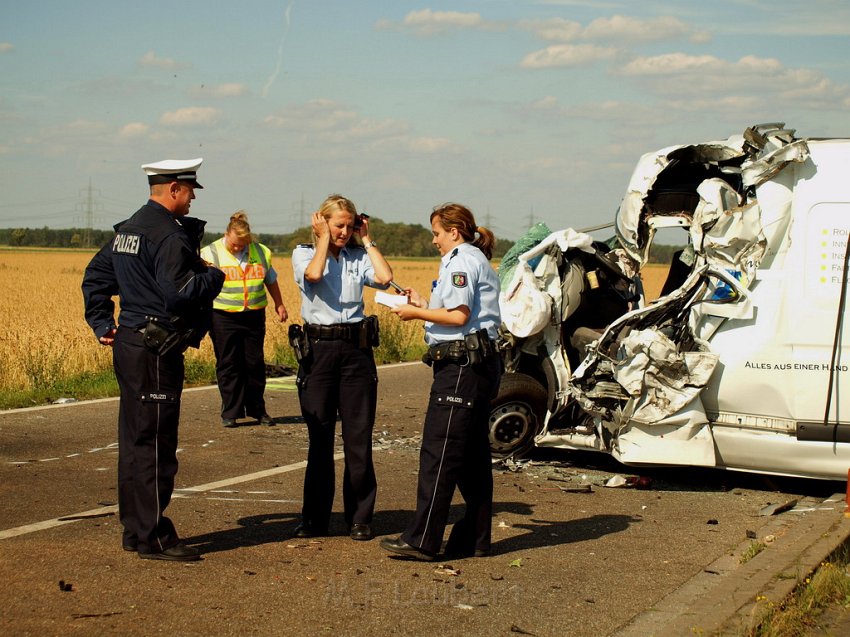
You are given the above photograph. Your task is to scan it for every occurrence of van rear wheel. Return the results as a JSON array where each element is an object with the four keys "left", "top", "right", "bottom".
[{"left": 489, "top": 372, "right": 548, "bottom": 459}]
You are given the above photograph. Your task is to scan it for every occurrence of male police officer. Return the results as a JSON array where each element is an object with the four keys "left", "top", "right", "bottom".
[{"left": 82, "top": 158, "right": 225, "bottom": 561}]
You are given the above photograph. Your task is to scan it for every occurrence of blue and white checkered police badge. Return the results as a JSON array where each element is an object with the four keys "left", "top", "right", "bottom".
[{"left": 451, "top": 272, "right": 467, "bottom": 288}]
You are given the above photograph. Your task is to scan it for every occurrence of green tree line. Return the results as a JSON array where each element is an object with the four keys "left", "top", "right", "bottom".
[
  {"left": 0, "top": 219, "right": 516, "bottom": 258},
  {"left": 0, "top": 223, "right": 682, "bottom": 263}
]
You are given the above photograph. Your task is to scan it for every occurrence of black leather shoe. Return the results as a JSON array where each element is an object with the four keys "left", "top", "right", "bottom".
[
  {"left": 444, "top": 546, "right": 490, "bottom": 559},
  {"left": 350, "top": 524, "right": 373, "bottom": 541},
  {"left": 138, "top": 543, "right": 201, "bottom": 562},
  {"left": 380, "top": 536, "right": 435, "bottom": 561},
  {"left": 122, "top": 534, "right": 138, "bottom": 552},
  {"left": 443, "top": 519, "right": 490, "bottom": 558},
  {"left": 258, "top": 413, "right": 275, "bottom": 426},
  {"left": 222, "top": 418, "right": 237, "bottom": 428},
  {"left": 293, "top": 523, "right": 327, "bottom": 539}
]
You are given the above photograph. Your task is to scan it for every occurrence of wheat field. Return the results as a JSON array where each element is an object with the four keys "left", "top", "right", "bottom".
[
  {"left": 0, "top": 249, "right": 440, "bottom": 393},
  {"left": 0, "top": 249, "right": 668, "bottom": 393}
]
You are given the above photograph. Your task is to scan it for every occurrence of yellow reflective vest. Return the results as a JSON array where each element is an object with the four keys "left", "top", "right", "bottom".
[{"left": 201, "top": 239, "right": 271, "bottom": 311}]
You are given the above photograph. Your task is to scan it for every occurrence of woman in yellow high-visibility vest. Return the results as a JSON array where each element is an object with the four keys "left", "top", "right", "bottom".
[{"left": 201, "top": 211, "right": 288, "bottom": 427}]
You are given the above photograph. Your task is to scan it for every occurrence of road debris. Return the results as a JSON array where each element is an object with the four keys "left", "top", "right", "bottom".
[
  {"left": 558, "top": 483, "right": 593, "bottom": 493},
  {"left": 605, "top": 475, "right": 628, "bottom": 488},
  {"left": 759, "top": 499, "right": 799, "bottom": 516}
]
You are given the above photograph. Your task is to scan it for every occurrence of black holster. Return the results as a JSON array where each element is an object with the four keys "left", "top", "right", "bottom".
[
  {"left": 288, "top": 324, "right": 311, "bottom": 363},
  {"left": 465, "top": 329, "right": 494, "bottom": 365},
  {"left": 360, "top": 315, "right": 380, "bottom": 349},
  {"left": 142, "top": 316, "right": 190, "bottom": 356}
]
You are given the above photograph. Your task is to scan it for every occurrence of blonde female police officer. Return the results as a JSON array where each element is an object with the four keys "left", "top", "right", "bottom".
[
  {"left": 290, "top": 194, "right": 392, "bottom": 541},
  {"left": 381, "top": 203, "right": 501, "bottom": 561},
  {"left": 201, "top": 211, "right": 288, "bottom": 427}
]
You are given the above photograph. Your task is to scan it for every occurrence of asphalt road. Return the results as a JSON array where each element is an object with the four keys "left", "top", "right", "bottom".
[{"left": 0, "top": 362, "right": 844, "bottom": 637}]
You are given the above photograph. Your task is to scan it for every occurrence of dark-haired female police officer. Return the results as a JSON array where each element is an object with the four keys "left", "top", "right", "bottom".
[
  {"left": 381, "top": 202, "right": 501, "bottom": 561},
  {"left": 290, "top": 194, "right": 392, "bottom": 541}
]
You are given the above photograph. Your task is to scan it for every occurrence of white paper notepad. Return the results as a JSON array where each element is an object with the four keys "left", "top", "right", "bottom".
[{"left": 375, "top": 290, "right": 408, "bottom": 308}]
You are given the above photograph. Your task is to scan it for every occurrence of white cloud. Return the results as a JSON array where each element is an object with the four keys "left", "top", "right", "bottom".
[
  {"left": 189, "top": 83, "right": 249, "bottom": 99},
  {"left": 621, "top": 52, "right": 782, "bottom": 76},
  {"left": 119, "top": 122, "right": 150, "bottom": 138},
  {"left": 617, "top": 52, "right": 850, "bottom": 111},
  {"left": 159, "top": 106, "right": 220, "bottom": 127},
  {"left": 520, "top": 14, "right": 709, "bottom": 44},
  {"left": 262, "top": 99, "right": 455, "bottom": 156},
  {"left": 535, "top": 0, "right": 624, "bottom": 6},
  {"left": 264, "top": 98, "right": 359, "bottom": 131},
  {"left": 518, "top": 18, "right": 583, "bottom": 42},
  {"left": 0, "top": 42, "right": 13, "bottom": 53},
  {"left": 521, "top": 43, "right": 617, "bottom": 68},
  {"left": 138, "top": 50, "right": 189, "bottom": 70},
  {"left": 584, "top": 15, "right": 700, "bottom": 43},
  {"left": 520, "top": 96, "right": 665, "bottom": 128},
  {"left": 376, "top": 9, "right": 505, "bottom": 36},
  {"left": 663, "top": 96, "right": 762, "bottom": 112}
]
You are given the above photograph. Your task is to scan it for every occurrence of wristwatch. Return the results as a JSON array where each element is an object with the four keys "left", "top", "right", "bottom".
[{"left": 364, "top": 240, "right": 377, "bottom": 249}]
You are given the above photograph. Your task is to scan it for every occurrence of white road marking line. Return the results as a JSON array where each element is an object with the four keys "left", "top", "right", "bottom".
[
  {"left": 206, "top": 498, "right": 301, "bottom": 504},
  {"left": 0, "top": 453, "right": 342, "bottom": 541}
]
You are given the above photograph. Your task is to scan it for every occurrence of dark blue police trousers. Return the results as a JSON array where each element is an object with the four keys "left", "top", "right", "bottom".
[
  {"left": 113, "top": 326, "right": 183, "bottom": 554},
  {"left": 296, "top": 337, "right": 378, "bottom": 530},
  {"left": 402, "top": 356, "right": 501, "bottom": 556}
]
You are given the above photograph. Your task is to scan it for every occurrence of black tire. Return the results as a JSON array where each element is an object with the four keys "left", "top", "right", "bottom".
[{"left": 488, "top": 372, "right": 548, "bottom": 459}]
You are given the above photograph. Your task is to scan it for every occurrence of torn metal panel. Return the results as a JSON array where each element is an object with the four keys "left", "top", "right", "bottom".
[
  {"left": 615, "top": 137, "right": 749, "bottom": 265},
  {"left": 691, "top": 179, "right": 767, "bottom": 283},
  {"left": 613, "top": 416, "right": 717, "bottom": 468},
  {"left": 612, "top": 328, "right": 719, "bottom": 424},
  {"left": 742, "top": 139, "right": 810, "bottom": 188}
]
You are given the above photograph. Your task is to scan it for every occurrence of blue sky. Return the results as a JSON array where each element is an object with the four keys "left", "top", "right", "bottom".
[{"left": 2, "top": 1, "right": 849, "bottom": 239}]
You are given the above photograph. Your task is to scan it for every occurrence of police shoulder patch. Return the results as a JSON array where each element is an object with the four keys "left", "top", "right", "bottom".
[
  {"left": 451, "top": 272, "right": 468, "bottom": 288},
  {"left": 112, "top": 232, "right": 141, "bottom": 255}
]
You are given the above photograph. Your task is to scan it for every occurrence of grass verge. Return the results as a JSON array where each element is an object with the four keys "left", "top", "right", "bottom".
[
  {"left": 1, "top": 320, "right": 423, "bottom": 410},
  {"left": 748, "top": 541, "right": 850, "bottom": 636},
  {"left": 0, "top": 359, "right": 218, "bottom": 411},
  {"left": 0, "top": 368, "right": 120, "bottom": 410}
]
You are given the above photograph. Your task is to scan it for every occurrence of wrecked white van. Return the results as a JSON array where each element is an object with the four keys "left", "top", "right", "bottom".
[{"left": 491, "top": 123, "right": 850, "bottom": 480}]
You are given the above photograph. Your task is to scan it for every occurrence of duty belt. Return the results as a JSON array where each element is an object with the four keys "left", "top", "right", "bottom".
[
  {"left": 305, "top": 322, "right": 361, "bottom": 340},
  {"left": 427, "top": 340, "right": 469, "bottom": 362},
  {"left": 423, "top": 330, "right": 495, "bottom": 366}
]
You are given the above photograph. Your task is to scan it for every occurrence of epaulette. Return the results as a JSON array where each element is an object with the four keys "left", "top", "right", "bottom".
[{"left": 297, "top": 243, "right": 314, "bottom": 248}]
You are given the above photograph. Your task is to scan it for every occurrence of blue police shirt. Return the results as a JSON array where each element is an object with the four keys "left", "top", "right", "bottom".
[
  {"left": 292, "top": 244, "right": 386, "bottom": 324},
  {"left": 425, "top": 242, "right": 500, "bottom": 346}
]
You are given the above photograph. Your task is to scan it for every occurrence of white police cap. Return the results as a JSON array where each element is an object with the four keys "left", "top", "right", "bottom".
[{"left": 141, "top": 157, "right": 204, "bottom": 189}]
